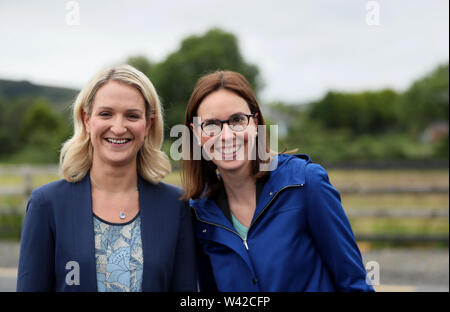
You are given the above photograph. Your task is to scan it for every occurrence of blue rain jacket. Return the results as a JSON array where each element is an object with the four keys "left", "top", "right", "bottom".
[{"left": 191, "top": 154, "right": 374, "bottom": 292}]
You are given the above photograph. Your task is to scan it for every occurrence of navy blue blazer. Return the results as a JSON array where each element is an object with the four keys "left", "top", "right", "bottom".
[{"left": 17, "top": 174, "right": 197, "bottom": 291}]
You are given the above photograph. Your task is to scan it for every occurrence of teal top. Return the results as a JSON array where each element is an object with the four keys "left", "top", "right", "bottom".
[
  {"left": 231, "top": 213, "right": 249, "bottom": 239},
  {"left": 93, "top": 213, "right": 143, "bottom": 292}
]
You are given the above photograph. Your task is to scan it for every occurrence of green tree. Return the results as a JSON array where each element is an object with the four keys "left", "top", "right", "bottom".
[
  {"left": 127, "top": 56, "right": 155, "bottom": 78},
  {"left": 397, "top": 63, "right": 449, "bottom": 134},
  {"left": 0, "top": 96, "right": 34, "bottom": 157},
  {"left": 127, "top": 28, "right": 261, "bottom": 136},
  {"left": 308, "top": 89, "right": 399, "bottom": 135},
  {"left": 17, "top": 99, "right": 71, "bottom": 162}
]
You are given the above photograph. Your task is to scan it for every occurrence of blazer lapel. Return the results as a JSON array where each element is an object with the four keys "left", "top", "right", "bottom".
[
  {"left": 138, "top": 177, "right": 170, "bottom": 291},
  {"left": 71, "top": 174, "right": 97, "bottom": 291}
]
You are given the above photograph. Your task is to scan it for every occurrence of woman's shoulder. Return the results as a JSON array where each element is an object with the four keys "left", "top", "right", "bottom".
[
  {"left": 139, "top": 179, "right": 185, "bottom": 208},
  {"left": 157, "top": 181, "right": 183, "bottom": 196},
  {"left": 139, "top": 180, "right": 189, "bottom": 219},
  {"left": 140, "top": 179, "right": 183, "bottom": 197},
  {"left": 271, "top": 153, "right": 311, "bottom": 174},
  {"left": 30, "top": 179, "right": 73, "bottom": 200},
  {"left": 271, "top": 153, "right": 330, "bottom": 185},
  {"left": 25, "top": 178, "right": 79, "bottom": 218},
  {"left": 275, "top": 153, "right": 311, "bottom": 169},
  {"left": 30, "top": 175, "right": 91, "bottom": 205}
]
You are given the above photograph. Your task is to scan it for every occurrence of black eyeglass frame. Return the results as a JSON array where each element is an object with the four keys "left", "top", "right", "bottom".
[{"left": 198, "top": 113, "right": 256, "bottom": 136}]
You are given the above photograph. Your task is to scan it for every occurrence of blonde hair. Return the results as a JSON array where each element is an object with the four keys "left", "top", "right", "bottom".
[{"left": 59, "top": 64, "right": 171, "bottom": 183}]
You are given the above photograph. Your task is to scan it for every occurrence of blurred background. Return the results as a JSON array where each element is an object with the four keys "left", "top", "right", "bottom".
[{"left": 0, "top": 0, "right": 448, "bottom": 291}]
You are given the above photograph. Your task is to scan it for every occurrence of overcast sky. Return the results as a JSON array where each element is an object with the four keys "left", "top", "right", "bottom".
[{"left": 0, "top": 0, "right": 448, "bottom": 103}]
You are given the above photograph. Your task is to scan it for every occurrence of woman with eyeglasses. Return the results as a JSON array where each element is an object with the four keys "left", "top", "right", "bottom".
[{"left": 181, "top": 71, "right": 373, "bottom": 292}]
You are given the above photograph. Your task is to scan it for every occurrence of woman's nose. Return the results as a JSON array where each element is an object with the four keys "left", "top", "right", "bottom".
[
  {"left": 110, "top": 117, "right": 127, "bottom": 135},
  {"left": 221, "top": 123, "right": 236, "bottom": 143}
]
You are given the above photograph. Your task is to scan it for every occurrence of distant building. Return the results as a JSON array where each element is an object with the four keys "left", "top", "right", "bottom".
[
  {"left": 261, "top": 104, "right": 300, "bottom": 138},
  {"left": 421, "top": 121, "right": 449, "bottom": 144}
]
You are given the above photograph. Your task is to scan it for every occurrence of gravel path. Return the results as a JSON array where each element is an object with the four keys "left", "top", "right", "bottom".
[
  {"left": 362, "top": 248, "right": 449, "bottom": 291},
  {"left": 1, "top": 241, "right": 448, "bottom": 292}
]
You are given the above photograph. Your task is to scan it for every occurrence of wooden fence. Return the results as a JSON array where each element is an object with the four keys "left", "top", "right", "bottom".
[{"left": 0, "top": 165, "right": 448, "bottom": 243}]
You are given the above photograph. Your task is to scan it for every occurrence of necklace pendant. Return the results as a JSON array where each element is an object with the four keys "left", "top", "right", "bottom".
[{"left": 119, "top": 211, "right": 126, "bottom": 219}]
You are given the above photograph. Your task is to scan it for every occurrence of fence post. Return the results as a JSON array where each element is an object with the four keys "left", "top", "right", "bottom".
[{"left": 23, "top": 167, "right": 33, "bottom": 199}]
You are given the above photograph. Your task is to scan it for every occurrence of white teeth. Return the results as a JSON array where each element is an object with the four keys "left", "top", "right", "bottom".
[
  {"left": 106, "top": 138, "right": 129, "bottom": 144},
  {"left": 217, "top": 145, "right": 241, "bottom": 154}
]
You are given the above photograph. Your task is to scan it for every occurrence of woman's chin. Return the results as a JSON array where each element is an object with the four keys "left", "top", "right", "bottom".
[
  {"left": 94, "top": 151, "right": 137, "bottom": 168},
  {"left": 213, "top": 158, "right": 251, "bottom": 174}
]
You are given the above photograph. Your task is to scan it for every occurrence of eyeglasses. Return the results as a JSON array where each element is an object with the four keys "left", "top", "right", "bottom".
[{"left": 199, "top": 113, "right": 255, "bottom": 137}]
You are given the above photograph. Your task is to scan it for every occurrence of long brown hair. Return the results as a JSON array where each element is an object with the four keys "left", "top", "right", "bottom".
[{"left": 181, "top": 71, "right": 270, "bottom": 200}]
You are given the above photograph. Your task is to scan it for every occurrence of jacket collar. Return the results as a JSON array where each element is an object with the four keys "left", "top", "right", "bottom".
[{"left": 191, "top": 154, "right": 311, "bottom": 227}]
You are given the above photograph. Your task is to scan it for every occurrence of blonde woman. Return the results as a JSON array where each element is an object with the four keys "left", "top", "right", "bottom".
[{"left": 17, "top": 65, "right": 197, "bottom": 292}]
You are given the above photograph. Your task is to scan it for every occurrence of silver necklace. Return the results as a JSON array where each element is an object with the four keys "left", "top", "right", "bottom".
[
  {"left": 90, "top": 177, "right": 138, "bottom": 220},
  {"left": 120, "top": 187, "right": 138, "bottom": 219}
]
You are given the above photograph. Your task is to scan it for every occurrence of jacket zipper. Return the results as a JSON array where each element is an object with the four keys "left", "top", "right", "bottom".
[
  {"left": 192, "top": 208, "right": 248, "bottom": 248},
  {"left": 243, "top": 238, "right": 249, "bottom": 250},
  {"left": 193, "top": 184, "right": 304, "bottom": 250}
]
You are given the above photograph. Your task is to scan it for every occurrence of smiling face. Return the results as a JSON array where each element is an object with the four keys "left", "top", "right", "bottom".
[
  {"left": 83, "top": 80, "right": 151, "bottom": 169},
  {"left": 194, "top": 88, "right": 258, "bottom": 175}
]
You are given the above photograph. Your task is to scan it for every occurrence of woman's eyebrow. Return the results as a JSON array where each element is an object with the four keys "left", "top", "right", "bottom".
[
  {"left": 95, "top": 106, "right": 112, "bottom": 110},
  {"left": 126, "top": 108, "right": 144, "bottom": 113},
  {"left": 95, "top": 106, "right": 143, "bottom": 113},
  {"left": 203, "top": 112, "right": 247, "bottom": 120}
]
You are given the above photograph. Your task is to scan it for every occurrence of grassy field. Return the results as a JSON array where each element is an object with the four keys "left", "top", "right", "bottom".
[
  {"left": 0, "top": 168, "right": 448, "bottom": 247},
  {"left": 328, "top": 169, "right": 449, "bottom": 189}
]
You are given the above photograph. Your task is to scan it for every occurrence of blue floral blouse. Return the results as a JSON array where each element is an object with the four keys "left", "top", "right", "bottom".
[{"left": 93, "top": 213, "right": 143, "bottom": 292}]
